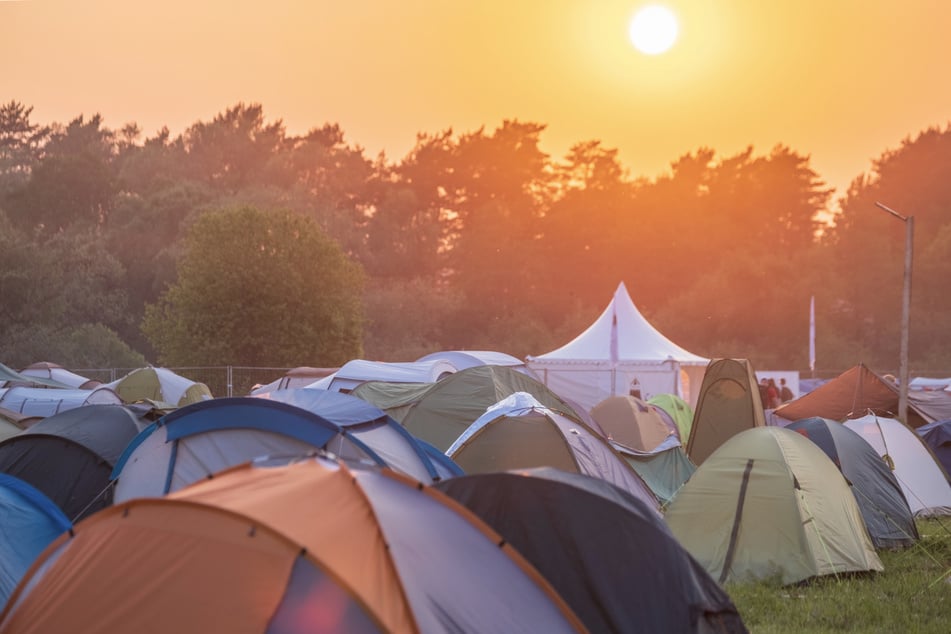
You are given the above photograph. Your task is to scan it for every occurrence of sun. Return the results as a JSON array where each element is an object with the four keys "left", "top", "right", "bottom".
[{"left": 628, "top": 5, "right": 679, "bottom": 55}]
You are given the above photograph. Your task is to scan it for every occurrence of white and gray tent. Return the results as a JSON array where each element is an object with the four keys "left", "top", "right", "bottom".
[
  {"left": 0, "top": 386, "right": 122, "bottom": 418},
  {"left": 844, "top": 413, "right": 951, "bottom": 517}
]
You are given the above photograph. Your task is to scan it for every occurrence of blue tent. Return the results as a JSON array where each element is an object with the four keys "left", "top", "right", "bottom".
[
  {"left": 787, "top": 417, "right": 918, "bottom": 548},
  {"left": 113, "top": 397, "right": 461, "bottom": 503},
  {"left": 917, "top": 419, "right": 951, "bottom": 477},
  {"left": 0, "top": 473, "right": 71, "bottom": 606}
]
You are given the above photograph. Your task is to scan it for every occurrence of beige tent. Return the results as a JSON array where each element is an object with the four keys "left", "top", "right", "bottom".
[
  {"left": 590, "top": 395, "right": 673, "bottom": 453},
  {"left": 666, "top": 427, "right": 882, "bottom": 585}
]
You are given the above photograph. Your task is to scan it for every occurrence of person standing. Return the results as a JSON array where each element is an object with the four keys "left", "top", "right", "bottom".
[{"left": 779, "top": 378, "right": 794, "bottom": 403}]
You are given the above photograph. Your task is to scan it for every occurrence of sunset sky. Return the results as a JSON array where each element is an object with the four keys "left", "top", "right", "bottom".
[{"left": 3, "top": 1, "right": 951, "bottom": 203}]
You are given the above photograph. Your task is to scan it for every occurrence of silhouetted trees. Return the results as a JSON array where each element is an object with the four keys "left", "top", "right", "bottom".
[{"left": 1, "top": 101, "right": 949, "bottom": 375}]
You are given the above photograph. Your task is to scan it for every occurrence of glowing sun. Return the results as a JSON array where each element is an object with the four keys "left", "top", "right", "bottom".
[{"left": 629, "top": 5, "right": 679, "bottom": 55}]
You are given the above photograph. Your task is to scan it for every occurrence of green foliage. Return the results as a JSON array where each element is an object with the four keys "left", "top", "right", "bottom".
[
  {"left": 142, "top": 206, "right": 364, "bottom": 366},
  {"left": 728, "top": 519, "right": 951, "bottom": 633},
  {"left": 2, "top": 323, "right": 146, "bottom": 368}
]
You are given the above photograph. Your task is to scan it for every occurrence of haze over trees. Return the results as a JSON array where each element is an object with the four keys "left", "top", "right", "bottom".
[{"left": 1, "top": 99, "right": 949, "bottom": 375}]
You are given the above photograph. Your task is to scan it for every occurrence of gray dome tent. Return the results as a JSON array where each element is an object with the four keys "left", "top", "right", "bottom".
[{"left": 436, "top": 468, "right": 748, "bottom": 634}]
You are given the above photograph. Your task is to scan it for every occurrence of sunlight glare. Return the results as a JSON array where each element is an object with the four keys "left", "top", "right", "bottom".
[{"left": 629, "top": 5, "right": 679, "bottom": 56}]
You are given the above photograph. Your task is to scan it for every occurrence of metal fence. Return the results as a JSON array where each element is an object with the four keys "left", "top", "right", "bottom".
[{"left": 74, "top": 367, "right": 293, "bottom": 398}]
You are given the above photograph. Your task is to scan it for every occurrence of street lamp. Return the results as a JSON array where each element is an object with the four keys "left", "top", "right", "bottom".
[{"left": 875, "top": 202, "right": 914, "bottom": 424}]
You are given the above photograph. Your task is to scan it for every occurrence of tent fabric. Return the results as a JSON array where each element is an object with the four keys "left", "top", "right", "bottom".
[
  {"left": 248, "top": 366, "right": 338, "bottom": 395},
  {"left": 785, "top": 417, "right": 918, "bottom": 548},
  {"left": 0, "top": 499, "right": 382, "bottom": 634},
  {"left": 611, "top": 439, "right": 696, "bottom": 505},
  {"left": 255, "top": 388, "right": 462, "bottom": 481},
  {"left": 307, "top": 359, "right": 457, "bottom": 393},
  {"left": 170, "top": 460, "right": 585, "bottom": 634},
  {"left": 416, "top": 350, "right": 540, "bottom": 378},
  {"left": 0, "top": 386, "right": 122, "bottom": 417},
  {"left": 0, "top": 474, "right": 71, "bottom": 607},
  {"left": 843, "top": 414, "right": 951, "bottom": 517},
  {"left": 17, "top": 363, "right": 100, "bottom": 390},
  {"left": 526, "top": 282, "right": 709, "bottom": 412},
  {"left": 0, "top": 405, "right": 143, "bottom": 522},
  {"left": 349, "top": 381, "right": 436, "bottom": 423},
  {"left": 0, "top": 363, "right": 73, "bottom": 390},
  {"left": 649, "top": 393, "right": 695, "bottom": 441},
  {"left": 666, "top": 427, "right": 883, "bottom": 585},
  {"left": 590, "top": 395, "right": 674, "bottom": 453},
  {"left": 687, "top": 359, "right": 766, "bottom": 465},
  {"left": 773, "top": 364, "right": 935, "bottom": 428},
  {"left": 105, "top": 366, "right": 213, "bottom": 408},
  {"left": 18, "top": 457, "right": 587, "bottom": 634},
  {"left": 113, "top": 397, "right": 456, "bottom": 503},
  {"left": 0, "top": 416, "right": 22, "bottom": 442},
  {"left": 917, "top": 419, "right": 951, "bottom": 477},
  {"left": 436, "top": 469, "right": 748, "bottom": 634},
  {"left": 447, "top": 393, "right": 660, "bottom": 515},
  {"left": 400, "top": 365, "right": 582, "bottom": 452}
]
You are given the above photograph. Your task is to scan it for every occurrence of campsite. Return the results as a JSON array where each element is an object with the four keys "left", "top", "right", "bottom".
[
  {"left": 1, "top": 281, "right": 950, "bottom": 632},
  {"left": 5, "top": 2, "right": 951, "bottom": 631}
]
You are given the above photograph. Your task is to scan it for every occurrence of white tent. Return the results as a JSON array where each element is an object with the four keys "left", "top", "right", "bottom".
[
  {"left": 307, "top": 359, "right": 457, "bottom": 393},
  {"left": 526, "top": 282, "right": 708, "bottom": 412},
  {"left": 844, "top": 413, "right": 951, "bottom": 517},
  {"left": 0, "top": 386, "right": 122, "bottom": 417}
]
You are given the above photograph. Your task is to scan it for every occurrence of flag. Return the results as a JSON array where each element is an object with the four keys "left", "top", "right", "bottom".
[{"left": 809, "top": 296, "right": 816, "bottom": 375}]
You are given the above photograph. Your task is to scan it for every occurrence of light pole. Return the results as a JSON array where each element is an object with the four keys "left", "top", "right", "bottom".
[{"left": 875, "top": 202, "right": 914, "bottom": 424}]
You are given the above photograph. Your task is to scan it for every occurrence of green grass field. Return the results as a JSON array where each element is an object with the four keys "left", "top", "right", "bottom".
[{"left": 727, "top": 520, "right": 951, "bottom": 633}]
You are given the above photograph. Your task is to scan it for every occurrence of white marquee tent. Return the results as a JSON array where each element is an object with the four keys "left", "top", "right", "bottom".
[{"left": 526, "top": 282, "right": 709, "bottom": 412}]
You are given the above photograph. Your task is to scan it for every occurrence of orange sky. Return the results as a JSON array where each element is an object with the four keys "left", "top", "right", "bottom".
[{"left": 3, "top": 0, "right": 951, "bottom": 203}]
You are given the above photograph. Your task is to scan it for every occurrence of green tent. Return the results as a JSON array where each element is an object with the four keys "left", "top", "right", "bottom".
[
  {"left": 399, "top": 365, "right": 582, "bottom": 451},
  {"left": 105, "top": 367, "right": 212, "bottom": 408},
  {"left": 686, "top": 359, "right": 765, "bottom": 465},
  {"left": 349, "top": 381, "right": 436, "bottom": 423},
  {"left": 666, "top": 426, "right": 882, "bottom": 585},
  {"left": 648, "top": 393, "right": 693, "bottom": 442},
  {"left": 611, "top": 441, "right": 695, "bottom": 506}
]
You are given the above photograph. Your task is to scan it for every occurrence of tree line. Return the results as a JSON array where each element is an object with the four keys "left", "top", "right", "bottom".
[{"left": 1, "top": 100, "right": 949, "bottom": 376}]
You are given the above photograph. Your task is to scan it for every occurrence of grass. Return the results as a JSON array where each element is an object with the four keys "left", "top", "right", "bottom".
[{"left": 727, "top": 519, "right": 951, "bottom": 633}]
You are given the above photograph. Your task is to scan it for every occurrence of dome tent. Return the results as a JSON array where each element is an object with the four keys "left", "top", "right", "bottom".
[
  {"left": 105, "top": 366, "right": 212, "bottom": 408},
  {"left": 0, "top": 474, "right": 71, "bottom": 607},
  {"left": 1, "top": 458, "right": 585, "bottom": 634},
  {"left": 844, "top": 413, "right": 951, "bottom": 517},
  {"left": 666, "top": 427, "right": 882, "bottom": 585},
  {"left": 436, "top": 468, "right": 747, "bottom": 634},
  {"left": 447, "top": 393, "right": 660, "bottom": 515},
  {"left": 0, "top": 405, "right": 144, "bottom": 522},
  {"left": 113, "top": 397, "right": 460, "bottom": 503},
  {"left": 786, "top": 417, "right": 918, "bottom": 549}
]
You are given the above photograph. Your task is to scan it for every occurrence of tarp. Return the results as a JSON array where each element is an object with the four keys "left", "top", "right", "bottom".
[
  {"left": 666, "top": 427, "right": 883, "bottom": 585},
  {"left": 527, "top": 282, "right": 708, "bottom": 412},
  {"left": 773, "top": 364, "right": 936, "bottom": 428},
  {"left": 611, "top": 438, "right": 696, "bottom": 505},
  {"left": 436, "top": 469, "right": 747, "bottom": 634}
]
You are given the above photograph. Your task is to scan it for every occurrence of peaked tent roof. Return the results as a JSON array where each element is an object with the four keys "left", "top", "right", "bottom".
[
  {"left": 773, "top": 364, "right": 935, "bottom": 427},
  {"left": 528, "top": 282, "right": 708, "bottom": 365}
]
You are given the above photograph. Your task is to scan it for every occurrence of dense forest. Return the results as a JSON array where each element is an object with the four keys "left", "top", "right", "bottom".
[{"left": 1, "top": 100, "right": 949, "bottom": 376}]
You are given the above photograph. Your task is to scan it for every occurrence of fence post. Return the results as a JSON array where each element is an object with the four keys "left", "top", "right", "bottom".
[{"left": 227, "top": 366, "right": 233, "bottom": 398}]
